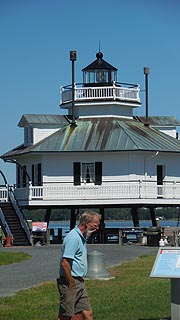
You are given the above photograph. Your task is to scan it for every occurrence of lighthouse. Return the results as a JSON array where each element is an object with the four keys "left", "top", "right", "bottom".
[
  {"left": 1, "top": 50, "right": 180, "bottom": 245},
  {"left": 60, "top": 51, "right": 141, "bottom": 119}
]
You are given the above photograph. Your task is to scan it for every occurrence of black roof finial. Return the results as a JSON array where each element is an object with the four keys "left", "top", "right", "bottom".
[{"left": 96, "top": 51, "right": 103, "bottom": 60}]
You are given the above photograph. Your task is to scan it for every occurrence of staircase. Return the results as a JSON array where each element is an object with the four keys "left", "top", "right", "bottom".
[{"left": 0, "top": 203, "right": 30, "bottom": 246}]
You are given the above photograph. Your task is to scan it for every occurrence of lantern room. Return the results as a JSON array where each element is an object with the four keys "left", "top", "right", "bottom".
[{"left": 82, "top": 52, "right": 117, "bottom": 85}]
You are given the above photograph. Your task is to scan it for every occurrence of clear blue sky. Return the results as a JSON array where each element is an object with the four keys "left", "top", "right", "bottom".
[{"left": 0, "top": 0, "right": 180, "bottom": 184}]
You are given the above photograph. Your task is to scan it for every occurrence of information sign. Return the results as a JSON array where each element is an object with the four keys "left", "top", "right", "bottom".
[
  {"left": 150, "top": 247, "right": 180, "bottom": 278},
  {"left": 32, "top": 222, "right": 47, "bottom": 232}
]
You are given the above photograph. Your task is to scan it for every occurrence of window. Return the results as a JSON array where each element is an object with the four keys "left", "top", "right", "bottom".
[
  {"left": 24, "top": 126, "right": 33, "bottom": 146},
  {"left": 82, "top": 163, "right": 94, "bottom": 183},
  {"left": 73, "top": 162, "right": 102, "bottom": 185}
]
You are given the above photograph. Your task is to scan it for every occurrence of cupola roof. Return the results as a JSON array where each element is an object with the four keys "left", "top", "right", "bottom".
[{"left": 82, "top": 52, "right": 117, "bottom": 71}]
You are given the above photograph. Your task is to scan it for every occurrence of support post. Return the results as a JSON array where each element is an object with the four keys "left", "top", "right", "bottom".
[
  {"left": 70, "top": 208, "right": 76, "bottom": 230},
  {"left": 144, "top": 67, "right": 150, "bottom": 126},
  {"left": 150, "top": 207, "right": 157, "bottom": 226},
  {"left": 131, "top": 207, "right": 140, "bottom": 227},
  {"left": 99, "top": 207, "right": 105, "bottom": 243},
  {"left": 171, "top": 278, "right": 180, "bottom": 320},
  {"left": 70, "top": 51, "right": 77, "bottom": 127},
  {"left": 44, "top": 208, "right": 51, "bottom": 228}
]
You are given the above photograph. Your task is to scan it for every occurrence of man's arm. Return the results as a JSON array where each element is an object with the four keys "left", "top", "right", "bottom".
[{"left": 61, "top": 257, "right": 75, "bottom": 287}]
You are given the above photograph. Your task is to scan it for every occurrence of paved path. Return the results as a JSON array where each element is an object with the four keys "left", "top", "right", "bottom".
[{"left": 0, "top": 244, "right": 158, "bottom": 297}]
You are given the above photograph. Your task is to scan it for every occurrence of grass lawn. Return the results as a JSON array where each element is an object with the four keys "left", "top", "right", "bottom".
[
  {"left": 0, "top": 253, "right": 170, "bottom": 320},
  {"left": 0, "top": 251, "right": 31, "bottom": 265}
]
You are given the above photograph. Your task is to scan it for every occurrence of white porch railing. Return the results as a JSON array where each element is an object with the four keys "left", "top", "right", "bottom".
[
  {"left": 0, "top": 186, "right": 8, "bottom": 202},
  {"left": 60, "top": 82, "right": 140, "bottom": 105},
  {"left": 12, "top": 180, "right": 180, "bottom": 203}
]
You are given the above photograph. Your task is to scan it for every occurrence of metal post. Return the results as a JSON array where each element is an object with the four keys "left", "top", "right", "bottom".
[
  {"left": 144, "top": 67, "right": 150, "bottom": 125},
  {"left": 70, "top": 51, "right": 77, "bottom": 127},
  {"left": 171, "top": 278, "right": 180, "bottom": 320}
]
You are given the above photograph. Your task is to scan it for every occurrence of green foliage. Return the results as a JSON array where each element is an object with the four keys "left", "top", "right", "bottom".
[
  {"left": 0, "top": 252, "right": 31, "bottom": 265},
  {"left": 23, "top": 208, "right": 71, "bottom": 221},
  {"left": 0, "top": 255, "right": 170, "bottom": 320},
  {"left": 22, "top": 207, "right": 179, "bottom": 222}
]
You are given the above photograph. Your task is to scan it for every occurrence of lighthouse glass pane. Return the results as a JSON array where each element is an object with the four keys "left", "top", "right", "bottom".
[
  {"left": 82, "top": 163, "right": 95, "bottom": 183},
  {"left": 96, "top": 70, "right": 108, "bottom": 83},
  {"left": 88, "top": 72, "right": 96, "bottom": 83},
  {"left": 84, "top": 71, "right": 96, "bottom": 83}
]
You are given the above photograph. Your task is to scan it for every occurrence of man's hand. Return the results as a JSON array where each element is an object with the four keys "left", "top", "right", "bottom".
[{"left": 61, "top": 257, "right": 75, "bottom": 287}]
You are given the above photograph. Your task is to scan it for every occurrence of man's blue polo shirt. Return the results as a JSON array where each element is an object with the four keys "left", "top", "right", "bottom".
[{"left": 59, "top": 226, "right": 87, "bottom": 277}]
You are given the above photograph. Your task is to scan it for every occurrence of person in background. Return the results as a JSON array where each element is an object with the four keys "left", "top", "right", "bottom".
[{"left": 57, "top": 210, "right": 101, "bottom": 320}]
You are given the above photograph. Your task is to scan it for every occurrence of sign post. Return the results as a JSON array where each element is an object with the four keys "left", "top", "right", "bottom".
[{"left": 150, "top": 247, "right": 180, "bottom": 320}]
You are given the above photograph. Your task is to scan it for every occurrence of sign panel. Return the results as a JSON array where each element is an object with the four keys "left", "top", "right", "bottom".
[
  {"left": 32, "top": 222, "right": 47, "bottom": 232},
  {"left": 150, "top": 247, "right": 180, "bottom": 278}
]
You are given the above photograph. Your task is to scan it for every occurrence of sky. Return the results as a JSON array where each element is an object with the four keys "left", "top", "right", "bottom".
[{"left": 0, "top": 0, "right": 180, "bottom": 184}]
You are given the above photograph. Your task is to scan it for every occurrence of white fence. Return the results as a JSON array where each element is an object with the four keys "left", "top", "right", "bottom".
[
  {"left": 1, "top": 181, "right": 180, "bottom": 204},
  {"left": 61, "top": 82, "right": 140, "bottom": 105},
  {"left": 9, "top": 180, "right": 180, "bottom": 203}
]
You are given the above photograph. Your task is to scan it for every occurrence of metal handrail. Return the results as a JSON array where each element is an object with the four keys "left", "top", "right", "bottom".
[
  {"left": 8, "top": 187, "right": 31, "bottom": 243},
  {"left": 0, "top": 208, "right": 12, "bottom": 237}
]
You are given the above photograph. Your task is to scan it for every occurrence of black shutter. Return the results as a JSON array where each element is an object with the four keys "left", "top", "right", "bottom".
[
  {"left": 23, "top": 165, "right": 26, "bottom": 187},
  {"left": 17, "top": 166, "right": 20, "bottom": 188},
  {"left": 32, "top": 165, "right": 35, "bottom": 186},
  {"left": 37, "top": 163, "right": 42, "bottom": 186},
  {"left": 95, "top": 162, "right": 102, "bottom": 185},
  {"left": 73, "top": 162, "right": 81, "bottom": 185}
]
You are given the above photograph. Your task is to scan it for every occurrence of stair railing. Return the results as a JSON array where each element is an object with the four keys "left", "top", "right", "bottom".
[
  {"left": 0, "top": 208, "right": 13, "bottom": 237},
  {"left": 8, "top": 187, "right": 31, "bottom": 244}
]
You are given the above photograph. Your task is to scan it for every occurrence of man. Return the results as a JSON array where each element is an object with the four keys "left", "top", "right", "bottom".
[{"left": 57, "top": 210, "right": 101, "bottom": 320}]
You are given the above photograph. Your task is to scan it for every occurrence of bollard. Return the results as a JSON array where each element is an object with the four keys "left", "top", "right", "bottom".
[{"left": 86, "top": 250, "right": 112, "bottom": 279}]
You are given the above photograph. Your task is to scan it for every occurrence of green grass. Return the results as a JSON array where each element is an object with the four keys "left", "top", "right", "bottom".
[
  {"left": 0, "top": 252, "right": 31, "bottom": 265},
  {"left": 0, "top": 254, "right": 170, "bottom": 320}
]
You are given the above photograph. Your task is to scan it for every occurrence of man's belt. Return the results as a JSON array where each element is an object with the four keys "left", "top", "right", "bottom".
[
  {"left": 72, "top": 276, "right": 84, "bottom": 282},
  {"left": 59, "top": 275, "right": 84, "bottom": 282}
]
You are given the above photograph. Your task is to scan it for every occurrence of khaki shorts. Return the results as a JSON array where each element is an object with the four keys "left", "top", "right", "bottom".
[{"left": 57, "top": 277, "right": 91, "bottom": 317}]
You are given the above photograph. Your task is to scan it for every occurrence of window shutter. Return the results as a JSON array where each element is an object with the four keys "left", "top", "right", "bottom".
[
  {"left": 17, "top": 166, "right": 20, "bottom": 188},
  {"left": 95, "top": 162, "right": 102, "bottom": 185},
  {"left": 37, "top": 163, "right": 42, "bottom": 186},
  {"left": 23, "top": 165, "right": 27, "bottom": 187},
  {"left": 74, "top": 162, "right": 81, "bottom": 185},
  {"left": 32, "top": 165, "right": 35, "bottom": 186}
]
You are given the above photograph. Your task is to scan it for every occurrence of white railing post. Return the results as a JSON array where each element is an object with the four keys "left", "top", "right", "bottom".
[
  {"left": 113, "top": 81, "right": 116, "bottom": 100},
  {"left": 173, "top": 181, "right": 176, "bottom": 198},
  {"left": 137, "top": 85, "right": 140, "bottom": 102},
  {"left": 139, "top": 180, "right": 142, "bottom": 198},
  {"left": 29, "top": 181, "right": 32, "bottom": 200}
]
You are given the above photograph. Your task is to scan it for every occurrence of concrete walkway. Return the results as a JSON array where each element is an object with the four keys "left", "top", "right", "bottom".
[{"left": 0, "top": 244, "right": 158, "bottom": 297}]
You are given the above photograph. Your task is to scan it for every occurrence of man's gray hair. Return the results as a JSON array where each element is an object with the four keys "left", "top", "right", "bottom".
[{"left": 80, "top": 210, "right": 101, "bottom": 226}]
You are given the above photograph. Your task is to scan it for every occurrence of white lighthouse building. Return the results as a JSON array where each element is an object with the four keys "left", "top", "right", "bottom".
[{"left": 1, "top": 51, "right": 180, "bottom": 245}]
